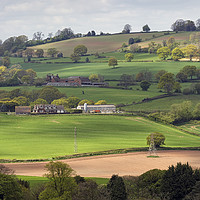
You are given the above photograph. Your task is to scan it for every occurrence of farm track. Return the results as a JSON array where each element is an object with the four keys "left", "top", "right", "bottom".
[{"left": 4, "top": 150, "right": 200, "bottom": 178}]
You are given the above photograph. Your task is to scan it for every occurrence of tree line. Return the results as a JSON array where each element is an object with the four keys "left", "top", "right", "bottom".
[
  {"left": 0, "top": 161, "right": 199, "bottom": 199},
  {"left": 0, "top": 86, "right": 108, "bottom": 112}
]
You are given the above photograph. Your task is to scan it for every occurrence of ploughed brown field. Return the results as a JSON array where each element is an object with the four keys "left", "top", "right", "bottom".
[{"left": 4, "top": 151, "right": 200, "bottom": 178}]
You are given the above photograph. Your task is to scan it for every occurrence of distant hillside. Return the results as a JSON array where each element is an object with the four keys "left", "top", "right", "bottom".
[
  {"left": 28, "top": 32, "right": 168, "bottom": 57},
  {"left": 29, "top": 31, "right": 199, "bottom": 57}
]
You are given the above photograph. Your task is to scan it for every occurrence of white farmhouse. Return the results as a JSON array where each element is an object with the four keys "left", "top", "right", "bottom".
[{"left": 77, "top": 103, "right": 116, "bottom": 113}]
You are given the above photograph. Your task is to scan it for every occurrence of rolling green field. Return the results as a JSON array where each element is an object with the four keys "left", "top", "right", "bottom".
[
  {"left": 123, "top": 95, "right": 200, "bottom": 112},
  {"left": 178, "top": 120, "right": 200, "bottom": 136},
  {"left": 0, "top": 84, "right": 162, "bottom": 105},
  {"left": 17, "top": 60, "right": 200, "bottom": 80},
  {"left": 0, "top": 114, "right": 199, "bottom": 160}
]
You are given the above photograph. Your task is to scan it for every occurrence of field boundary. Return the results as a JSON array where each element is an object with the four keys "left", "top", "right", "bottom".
[{"left": 0, "top": 147, "right": 199, "bottom": 164}]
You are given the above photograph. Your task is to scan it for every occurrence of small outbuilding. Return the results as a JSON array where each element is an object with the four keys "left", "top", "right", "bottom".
[{"left": 15, "top": 106, "right": 31, "bottom": 115}]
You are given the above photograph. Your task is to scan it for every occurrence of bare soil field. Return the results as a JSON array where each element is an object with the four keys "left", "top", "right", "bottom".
[{"left": 4, "top": 150, "right": 200, "bottom": 178}]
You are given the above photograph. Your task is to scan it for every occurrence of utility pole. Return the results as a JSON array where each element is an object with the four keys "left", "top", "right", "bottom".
[{"left": 74, "top": 127, "right": 77, "bottom": 153}]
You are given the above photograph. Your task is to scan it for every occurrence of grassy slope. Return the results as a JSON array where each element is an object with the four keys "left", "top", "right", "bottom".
[
  {"left": 123, "top": 95, "right": 200, "bottom": 112},
  {"left": 28, "top": 31, "right": 198, "bottom": 57},
  {"left": 0, "top": 114, "right": 199, "bottom": 160},
  {"left": 0, "top": 84, "right": 161, "bottom": 105},
  {"left": 29, "top": 32, "right": 170, "bottom": 57},
  {"left": 18, "top": 61, "right": 200, "bottom": 79}
]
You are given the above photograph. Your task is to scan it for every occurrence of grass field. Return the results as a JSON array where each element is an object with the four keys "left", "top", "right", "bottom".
[
  {"left": 123, "top": 94, "right": 200, "bottom": 112},
  {"left": 0, "top": 114, "right": 199, "bottom": 160},
  {"left": 17, "top": 175, "right": 109, "bottom": 187},
  {"left": 16, "top": 60, "right": 200, "bottom": 80},
  {"left": 178, "top": 120, "right": 200, "bottom": 136},
  {"left": 0, "top": 84, "right": 162, "bottom": 105}
]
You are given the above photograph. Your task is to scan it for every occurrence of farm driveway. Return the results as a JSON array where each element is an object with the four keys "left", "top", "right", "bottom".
[{"left": 4, "top": 150, "right": 200, "bottom": 178}]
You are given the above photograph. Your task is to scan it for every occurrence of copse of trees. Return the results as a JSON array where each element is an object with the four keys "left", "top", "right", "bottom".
[{"left": 171, "top": 19, "right": 198, "bottom": 31}]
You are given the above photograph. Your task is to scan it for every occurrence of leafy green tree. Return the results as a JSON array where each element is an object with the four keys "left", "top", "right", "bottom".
[
  {"left": 47, "top": 48, "right": 58, "bottom": 57},
  {"left": 142, "top": 24, "right": 150, "bottom": 32},
  {"left": 78, "top": 99, "right": 94, "bottom": 105},
  {"left": 128, "top": 38, "right": 134, "bottom": 45},
  {"left": 39, "top": 161, "right": 77, "bottom": 200},
  {"left": 161, "top": 162, "right": 200, "bottom": 200},
  {"left": 170, "top": 101, "right": 193, "bottom": 123},
  {"left": 107, "top": 174, "right": 127, "bottom": 200},
  {"left": 184, "top": 181, "right": 200, "bottom": 200},
  {"left": 108, "top": 57, "right": 118, "bottom": 68},
  {"left": 74, "top": 45, "right": 87, "bottom": 56},
  {"left": 13, "top": 96, "right": 29, "bottom": 106},
  {"left": 182, "top": 44, "right": 197, "bottom": 61},
  {"left": 125, "top": 53, "right": 134, "bottom": 62},
  {"left": 51, "top": 97, "right": 69, "bottom": 109},
  {"left": 35, "top": 49, "right": 44, "bottom": 58},
  {"left": 0, "top": 173, "right": 23, "bottom": 200},
  {"left": 171, "top": 47, "right": 184, "bottom": 61},
  {"left": 122, "top": 24, "right": 131, "bottom": 34},
  {"left": 32, "top": 98, "right": 48, "bottom": 105},
  {"left": 146, "top": 132, "right": 165, "bottom": 147},
  {"left": 140, "top": 81, "right": 151, "bottom": 91},
  {"left": 155, "top": 70, "right": 167, "bottom": 82},
  {"left": 89, "top": 74, "right": 100, "bottom": 82},
  {"left": 73, "top": 179, "right": 99, "bottom": 200},
  {"left": 137, "top": 169, "right": 165, "bottom": 198},
  {"left": 176, "top": 71, "right": 188, "bottom": 82},
  {"left": 39, "top": 86, "right": 65, "bottom": 103},
  {"left": 66, "top": 97, "right": 81, "bottom": 108},
  {"left": 193, "top": 103, "right": 200, "bottom": 119},
  {"left": 181, "top": 65, "right": 197, "bottom": 80},
  {"left": 70, "top": 53, "right": 81, "bottom": 63},
  {"left": 95, "top": 100, "right": 107, "bottom": 105},
  {"left": 24, "top": 48, "right": 34, "bottom": 58},
  {"left": 158, "top": 72, "right": 176, "bottom": 94},
  {"left": 157, "top": 47, "right": 171, "bottom": 60},
  {"left": 148, "top": 42, "right": 162, "bottom": 54},
  {"left": 119, "top": 74, "right": 135, "bottom": 88}
]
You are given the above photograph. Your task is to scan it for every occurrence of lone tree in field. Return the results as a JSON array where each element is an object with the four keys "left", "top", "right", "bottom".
[
  {"left": 108, "top": 57, "right": 118, "bottom": 68},
  {"left": 142, "top": 24, "right": 150, "bottom": 32},
  {"left": 125, "top": 53, "right": 134, "bottom": 62},
  {"left": 122, "top": 24, "right": 131, "bottom": 34},
  {"left": 140, "top": 80, "right": 151, "bottom": 91},
  {"left": 70, "top": 53, "right": 81, "bottom": 63},
  {"left": 158, "top": 72, "right": 176, "bottom": 94},
  {"left": 146, "top": 132, "right": 165, "bottom": 148},
  {"left": 74, "top": 45, "right": 87, "bottom": 56}
]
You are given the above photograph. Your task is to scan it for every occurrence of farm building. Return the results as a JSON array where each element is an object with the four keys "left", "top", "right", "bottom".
[
  {"left": 77, "top": 103, "right": 116, "bottom": 113},
  {"left": 15, "top": 106, "right": 31, "bottom": 115},
  {"left": 46, "top": 74, "right": 108, "bottom": 87},
  {"left": 33, "top": 104, "right": 65, "bottom": 114}
]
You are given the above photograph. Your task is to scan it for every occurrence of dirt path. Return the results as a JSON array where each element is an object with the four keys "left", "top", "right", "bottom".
[{"left": 4, "top": 150, "right": 200, "bottom": 178}]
